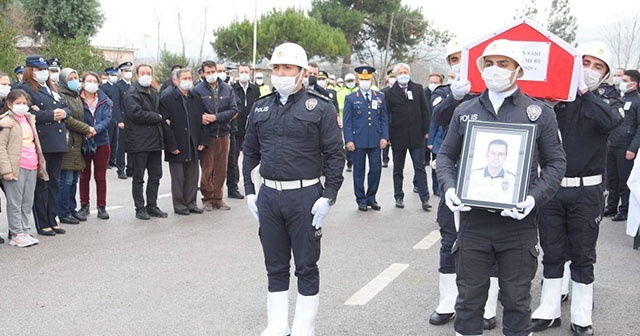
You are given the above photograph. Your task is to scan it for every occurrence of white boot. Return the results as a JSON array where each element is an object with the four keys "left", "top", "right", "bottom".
[
  {"left": 435, "top": 273, "right": 457, "bottom": 314},
  {"left": 261, "top": 291, "right": 290, "bottom": 336},
  {"left": 483, "top": 277, "right": 499, "bottom": 319},
  {"left": 571, "top": 281, "right": 593, "bottom": 327},
  {"left": 561, "top": 261, "right": 571, "bottom": 299},
  {"left": 291, "top": 293, "right": 319, "bottom": 336},
  {"left": 532, "top": 278, "right": 563, "bottom": 319}
]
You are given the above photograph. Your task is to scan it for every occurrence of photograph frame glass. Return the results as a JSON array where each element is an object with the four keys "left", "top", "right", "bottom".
[{"left": 455, "top": 120, "right": 537, "bottom": 211}]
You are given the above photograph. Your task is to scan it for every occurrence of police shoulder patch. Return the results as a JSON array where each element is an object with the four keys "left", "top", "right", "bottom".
[
  {"left": 526, "top": 104, "right": 542, "bottom": 122},
  {"left": 432, "top": 96, "right": 443, "bottom": 107},
  {"left": 305, "top": 98, "right": 318, "bottom": 111}
]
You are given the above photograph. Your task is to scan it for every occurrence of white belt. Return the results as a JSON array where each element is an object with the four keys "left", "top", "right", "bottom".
[
  {"left": 262, "top": 178, "right": 320, "bottom": 191},
  {"left": 560, "top": 175, "right": 602, "bottom": 188}
]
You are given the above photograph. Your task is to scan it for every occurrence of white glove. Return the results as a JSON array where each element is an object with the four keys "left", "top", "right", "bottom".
[
  {"left": 247, "top": 194, "right": 259, "bottom": 222},
  {"left": 430, "top": 159, "right": 436, "bottom": 170},
  {"left": 445, "top": 188, "right": 471, "bottom": 212},
  {"left": 576, "top": 61, "right": 588, "bottom": 94},
  {"left": 311, "top": 197, "right": 331, "bottom": 229},
  {"left": 500, "top": 195, "right": 535, "bottom": 220},
  {"left": 450, "top": 80, "right": 471, "bottom": 100}
]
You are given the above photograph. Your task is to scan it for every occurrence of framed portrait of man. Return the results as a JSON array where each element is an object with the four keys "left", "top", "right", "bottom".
[{"left": 456, "top": 120, "right": 536, "bottom": 210}]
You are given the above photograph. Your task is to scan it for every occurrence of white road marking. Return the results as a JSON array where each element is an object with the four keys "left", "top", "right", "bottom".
[
  {"left": 158, "top": 193, "right": 172, "bottom": 199},
  {"left": 89, "top": 205, "right": 123, "bottom": 214},
  {"left": 413, "top": 230, "right": 441, "bottom": 250},
  {"left": 344, "top": 263, "right": 409, "bottom": 305}
]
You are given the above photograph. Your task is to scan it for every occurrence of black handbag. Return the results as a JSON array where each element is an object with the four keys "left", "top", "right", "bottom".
[{"left": 82, "top": 136, "right": 97, "bottom": 156}]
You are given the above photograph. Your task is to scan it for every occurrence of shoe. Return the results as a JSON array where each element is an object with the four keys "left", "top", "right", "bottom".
[
  {"left": 530, "top": 318, "right": 561, "bottom": 332},
  {"left": 634, "top": 234, "right": 640, "bottom": 250},
  {"left": 603, "top": 208, "right": 616, "bottom": 216},
  {"left": 571, "top": 323, "right": 593, "bottom": 336},
  {"left": 395, "top": 199, "right": 404, "bottom": 208},
  {"left": 561, "top": 293, "right": 569, "bottom": 302},
  {"left": 136, "top": 209, "right": 150, "bottom": 220},
  {"left": 37, "top": 228, "right": 56, "bottom": 236},
  {"left": 118, "top": 173, "right": 127, "bottom": 179},
  {"left": 26, "top": 234, "right": 39, "bottom": 245},
  {"left": 97, "top": 206, "right": 110, "bottom": 219},
  {"left": 422, "top": 200, "right": 433, "bottom": 211},
  {"left": 483, "top": 317, "right": 496, "bottom": 330},
  {"left": 611, "top": 212, "right": 627, "bottom": 221},
  {"left": 78, "top": 204, "right": 90, "bottom": 218},
  {"left": 0, "top": 236, "right": 4, "bottom": 244},
  {"left": 203, "top": 203, "right": 214, "bottom": 212},
  {"left": 189, "top": 207, "right": 204, "bottom": 214},
  {"left": 413, "top": 186, "right": 418, "bottom": 193},
  {"left": 59, "top": 215, "right": 80, "bottom": 224},
  {"left": 174, "top": 209, "right": 190, "bottom": 216},
  {"left": 228, "top": 189, "right": 245, "bottom": 199},
  {"left": 10, "top": 233, "right": 36, "bottom": 247},
  {"left": 368, "top": 202, "right": 381, "bottom": 211},
  {"left": 358, "top": 204, "right": 368, "bottom": 211},
  {"left": 51, "top": 226, "right": 66, "bottom": 234},
  {"left": 72, "top": 211, "right": 87, "bottom": 222},
  {"left": 147, "top": 206, "right": 168, "bottom": 218},
  {"left": 212, "top": 200, "right": 231, "bottom": 210},
  {"left": 428, "top": 311, "right": 455, "bottom": 325},
  {"left": 382, "top": 162, "right": 388, "bottom": 168}
]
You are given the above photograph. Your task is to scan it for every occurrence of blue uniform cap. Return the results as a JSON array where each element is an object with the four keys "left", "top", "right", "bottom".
[
  {"left": 25, "top": 55, "right": 49, "bottom": 69},
  {"left": 104, "top": 67, "right": 118, "bottom": 75},
  {"left": 48, "top": 58, "right": 61, "bottom": 69},
  {"left": 354, "top": 65, "right": 376, "bottom": 80},
  {"left": 14, "top": 65, "right": 25, "bottom": 74}
]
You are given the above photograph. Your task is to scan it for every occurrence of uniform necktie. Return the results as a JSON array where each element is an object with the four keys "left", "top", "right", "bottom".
[{"left": 365, "top": 92, "right": 370, "bottom": 104}]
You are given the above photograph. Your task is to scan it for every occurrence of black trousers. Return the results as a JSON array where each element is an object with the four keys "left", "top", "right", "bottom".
[
  {"left": 606, "top": 146, "right": 632, "bottom": 214},
  {"left": 130, "top": 151, "right": 163, "bottom": 210},
  {"left": 33, "top": 152, "right": 63, "bottom": 229},
  {"left": 226, "top": 134, "right": 242, "bottom": 191},
  {"left": 116, "top": 127, "right": 132, "bottom": 176},
  {"left": 436, "top": 184, "right": 456, "bottom": 274},
  {"left": 392, "top": 147, "right": 428, "bottom": 202},
  {"left": 454, "top": 209, "right": 538, "bottom": 336},
  {"left": 108, "top": 122, "right": 118, "bottom": 166},
  {"left": 257, "top": 183, "right": 323, "bottom": 295},
  {"left": 539, "top": 185, "right": 602, "bottom": 284}
]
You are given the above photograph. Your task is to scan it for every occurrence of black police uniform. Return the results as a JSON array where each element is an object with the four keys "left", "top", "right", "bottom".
[
  {"left": 436, "top": 88, "right": 566, "bottom": 336},
  {"left": 114, "top": 77, "right": 131, "bottom": 177},
  {"left": 242, "top": 89, "right": 345, "bottom": 296},
  {"left": 100, "top": 67, "right": 120, "bottom": 167}
]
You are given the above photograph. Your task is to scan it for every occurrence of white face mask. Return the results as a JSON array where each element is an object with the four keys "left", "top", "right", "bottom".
[
  {"left": 0, "top": 85, "right": 10, "bottom": 98},
  {"left": 612, "top": 76, "right": 622, "bottom": 86},
  {"left": 101, "top": 79, "right": 108, "bottom": 84},
  {"left": 346, "top": 81, "right": 356, "bottom": 89},
  {"left": 451, "top": 63, "right": 461, "bottom": 76},
  {"left": 583, "top": 68, "right": 603, "bottom": 90},
  {"left": 359, "top": 80, "right": 371, "bottom": 92},
  {"left": 256, "top": 78, "right": 264, "bottom": 85},
  {"left": 35, "top": 70, "right": 49, "bottom": 84},
  {"left": 12, "top": 104, "right": 30, "bottom": 116},
  {"left": 206, "top": 74, "right": 217, "bottom": 84},
  {"left": 302, "top": 77, "right": 309, "bottom": 88},
  {"left": 179, "top": 80, "right": 193, "bottom": 91},
  {"left": 84, "top": 82, "right": 99, "bottom": 93},
  {"left": 482, "top": 66, "right": 517, "bottom": 92},
  {"left": 123, "top": 71, "right": 133, "bottom": 80},
  {"left": 138, "top": 74, "right": 153, "bottom": 87},
  {"left": 109, "top": 75, "right": 118, "bottom": 84},
  {"left": 388, "top": 78, "right": 396, "bottom": 86},
  {"left": 217, "top": 72, "right": 227, "bottom": 82},
  {"left": 317, "top": 79, "right": 327, "bottom": 89},
  {"left": 50, "top": 73, "right": 60, "bottom": 83},
  {"left": 428, "top": 83, "right": 438, "bottom": 92},
  {"left": 397, "top": 74, "right": 410, "bottom": 86},
  {"left": 272, "top": 70, "right": 302, "bottom": 97},
  {"left": 239, "top": 73, "right": 250, "bottom": 83}
]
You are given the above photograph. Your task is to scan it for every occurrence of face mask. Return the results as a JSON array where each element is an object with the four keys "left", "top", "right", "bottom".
[
  {"left": 303, "top": 77, "right": 309, "bottom": 88},
  {"left": 217, "top": 72, "right": 227, "bottom": 82},
  {"left": 239, "top": 73, "right": 250, "bottom": 83},
  {"left": 346, "top": 81, "right": 356, "bottom": 89},
  {"left": 388, "top": 78, "right": 396, "bottom": 86},
  {"left": 317, "top": 79, "right": 327, "bottom": 89},
  {"left": 583, "top": 68, "right": 603, "bottom": 90},
  {"left": 109, "top": 75, "right": 118, "bottom": 84},
  {"left": 206, "top": 74, "right": 217, "bottom": 83},
  {"left": 397, "top": 74, "right": 410, "bottom": 86},
  {"left": 428, "top": 83, "right": 438, "bottom": 92},
  {"left": 359, "top": 80, "right": 371, "bottom": 91},
  {"left": 620, "top": 81, "right": 635, "bottom": 93},
  {"left": 67, "top": 79, "right": 81, "bottom": 91},
  {"left": 84, "top": 82, "right": 99, "bottom": 93},
  {"left": 50, "top": 73, "right": 60, "bottom": 83},
  {"left": 11, "top": 104, "right": 30, "bottom": 116},
  {"left": 451, "top": 63, "right": 461, "bottom": 76},
  {"left": 337, "top": 82, "right": 343, "bottom": 87},
  {"left": 138, "top": 74, "right": 152, "bottom": 87},
  {"left": 482, "top": 66, "right": 517, "bottom": 92},
  {"left": 0, "top": 85, "right": 10, "bottom": 98},
  {"left": 256, "top": 78, "right": 264, "bottom": 85},
  {"left": 612, "top": 76, "right": 622, "bottom": 86},
  {"left": 179, "top": 80, "right": 193, "bottom": 91},
  {"left": 101, "top": 79, "right": 108, "bottom": 84},
  {"left": 271, "top": 70, "right": 302, "bottom": 97},
  {"left": 34, "top": 70, "right": 49, "bottom": 84},
  {"left": 123, "top": 71, "right": 133, "bottom": 80},
  {"left": 308, "top": 76, "right": 317, "bottom": 87}
]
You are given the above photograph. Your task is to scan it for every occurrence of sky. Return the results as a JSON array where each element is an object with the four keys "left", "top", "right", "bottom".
[{"left": 92, "top": 0, "right": 639, "bottom": 62}]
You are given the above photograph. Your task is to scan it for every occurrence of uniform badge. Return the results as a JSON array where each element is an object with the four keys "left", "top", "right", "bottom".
[
  {"left": 305, "top": 98, "right": 317, "bottom": 111},
  {"left": 598, "top": 88, "right": 605, "bottom": 95},
  {"left": 526, "top": 105, "right": 542, "bottom": 122}
]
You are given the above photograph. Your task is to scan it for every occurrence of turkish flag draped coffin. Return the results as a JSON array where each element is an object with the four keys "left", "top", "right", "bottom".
[{"left": 460, "top": 19, "right": 581, "bottom": 102}]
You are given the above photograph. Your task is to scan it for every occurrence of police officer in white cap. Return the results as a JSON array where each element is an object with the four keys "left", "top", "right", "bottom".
[
  {"left": 243, "top": 42, "right": 345, "bottom": 336},
  {"left": 436, "top": 39, "right": 566, "bottom": 336}
]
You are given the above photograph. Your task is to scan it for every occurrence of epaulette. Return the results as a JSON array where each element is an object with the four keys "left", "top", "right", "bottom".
[
  {"left": 307, "top": 89, "right": 331, "bottom": 102},
  {"left": 530, "top": 96, "right": 554, "bottom": 110},
  {"left": 255, "top": 91, "right": 277, "bottom": 101}
]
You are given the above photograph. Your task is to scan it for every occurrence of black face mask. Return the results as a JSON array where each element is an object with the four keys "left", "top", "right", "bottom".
[{"left": 309, "top": 75, "right": 317, "bottom": 87}]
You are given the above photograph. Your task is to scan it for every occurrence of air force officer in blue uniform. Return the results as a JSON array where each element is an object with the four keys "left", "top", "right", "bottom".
[{"left": 343, "top": 66, "right": 389, "bottom": 211}]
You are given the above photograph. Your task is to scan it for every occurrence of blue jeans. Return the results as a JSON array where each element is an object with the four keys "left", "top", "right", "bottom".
[{"left": 58, "top": 170, "right": 79, "bottom": 217}]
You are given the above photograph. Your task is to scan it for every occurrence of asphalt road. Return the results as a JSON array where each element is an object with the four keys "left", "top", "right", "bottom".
[{"left": 1, "top": 159, "right": 638, "bottom": 336}]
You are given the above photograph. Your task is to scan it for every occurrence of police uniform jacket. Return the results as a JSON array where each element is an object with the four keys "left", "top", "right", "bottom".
[
  {"left": 123, "top": 82, "right": 163, "bottom": 153},
  {"left": 193, "top": 79, "right": 238, "bottom": 138},
  {"left": 343, "top": 90, "right": 389, "bottom": 148},
  {"left": 232, "top": 81, "right": 260, "bottom": 137},
  {"left": 19, "top": 82, "right": 70, "bottom": 154},
  {"left": 555, "top": 86, "right": 623, "bottom": 177},
  {"left": 608, "top": 88, "right": 640, "bottom": 151},
  {"left": 384, "top": 80, "right": 430, "bottom": 151},
  {"left": 159, "top": 86, "right": 208, "bottom": 162},
  {"left": 312, "top": 84, "right": 339, "bottom": 111},
  {"left": 437, "top": 88, "right": 566, "bottom": 207},
  {"left": 242, "top": 89, "right": 345, "bottom": 201},
  {"left": 432, "top": 85, "right": 478, "bottom": 128},
  {"left": 99, "top": 82, "right": 119, "bottom": 124},
  {"left": 113, "top": 79, "right": 131, "bottom": 124}
]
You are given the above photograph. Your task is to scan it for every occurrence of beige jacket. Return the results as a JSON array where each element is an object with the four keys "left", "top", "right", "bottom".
[{"left": 0, "top": 111, "right": 49, "bottom": 181}]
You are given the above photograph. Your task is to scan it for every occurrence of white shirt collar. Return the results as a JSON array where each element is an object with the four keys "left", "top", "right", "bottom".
[{"left": 488, "top": 87, "right": 517, "bottom": 114}]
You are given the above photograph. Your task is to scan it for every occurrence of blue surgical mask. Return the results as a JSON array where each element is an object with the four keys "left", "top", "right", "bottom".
[
  {"left": 397, "top": 74, "right": 410, "bottom": 86},
  {"left": 67, "top": 79, "right": 81, "bottom": 91}
]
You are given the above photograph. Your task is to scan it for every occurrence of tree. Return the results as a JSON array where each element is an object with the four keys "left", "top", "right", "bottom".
[
  {"left": 21, "top": 0, "right": 104, "bottom": 38},
  {"left": 603, "top": 13, "right": 640, "bottom": 69},
  {"left": 45, "top": 36, "right": 110, "bottom": 74},
  {"left": 157, "top": 48, "right": 189, "bottom": 84},
  {"left": 513, "top": 0, "right": 540, "bottom": 23},
  {"left": 547, "top": 0, "right": 577, "bottom": 44},
  {"left": 0, "top": 16, "right": 24, "bottom": 76},
  {"left": 212, "top": 8, "right": 349, "bottom": 65}
]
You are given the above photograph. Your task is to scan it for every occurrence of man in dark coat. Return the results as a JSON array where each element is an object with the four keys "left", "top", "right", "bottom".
[
  {"left": 123, "top": 64, "right": 167, "bottom": 220},
  {"left": 160, "top": 68, "right": 208, "bottom": 215},
  {"left": 385, "top": 62, "right": 432, "bottom": 211},
  {"left": 99, "top": 66, "right": 120, "bottom": 169}
]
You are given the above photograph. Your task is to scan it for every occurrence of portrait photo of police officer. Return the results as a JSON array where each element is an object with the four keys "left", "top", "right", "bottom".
[{"left": 464, "top": 138, "right": 518, "bottom": 205}]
